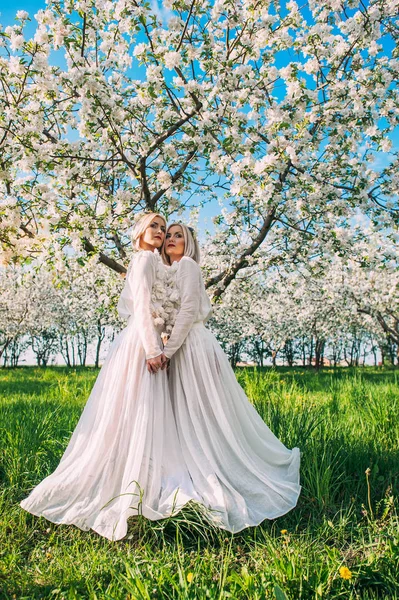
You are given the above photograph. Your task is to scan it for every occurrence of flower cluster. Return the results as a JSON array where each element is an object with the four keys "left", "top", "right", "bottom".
[
  {"left": 163, "top": 262, "right": 181, "bottom": 334},
  {"left": 150, "top": 254, "right": 180, "bottom": 333}
]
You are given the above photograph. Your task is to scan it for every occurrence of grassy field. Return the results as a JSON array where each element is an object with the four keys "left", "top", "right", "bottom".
[{"left": 0, "top": 366, "right": 398, "bottom": 600}]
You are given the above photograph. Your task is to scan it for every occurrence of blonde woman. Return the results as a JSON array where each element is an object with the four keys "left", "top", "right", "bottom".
[
  {"left": 163, "top": 223, "right": 301, "bottom": 532},
  {"left": 21, "top": 213, "right": 195, "bottom": 541}
]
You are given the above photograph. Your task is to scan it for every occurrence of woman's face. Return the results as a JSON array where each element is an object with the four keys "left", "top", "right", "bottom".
[
  {"left": 165, "top": 225, "right": 185, "bottom": 262},
  {"left": 140, "top": 217, "right": 166, "bottom": 251}
]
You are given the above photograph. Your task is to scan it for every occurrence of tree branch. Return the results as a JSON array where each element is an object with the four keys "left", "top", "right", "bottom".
[
  {"left": 81, "top": 12, "right": 87, "bottom": 58},
  {"left": 205, "top": 162, "right": 292, "bottom": 298},
  {"left": 139, "top": 157, "right": 152, "bottom": 205},
  {"left": 205, "top": 206, "right": 276, "bottom": 299},
  {"left": 176, "top": 0, "right": 196, "bottom": 52},
  {"left": 146, "top": 107, "right": 201, "bottom": 157},
  {"left": 82, "top": 238, "right": 127, "bottom": 274},
  {"left": 358, "top": 307, "right": 399, "bottom": 346},
  {"left": 20, "top": 224, "right": 35, "bottom": 238},
  {"left": 149, "top": 149, "right": 197, "bottom": 207},
  {"left": 111, "top": 233, "right": 127, "bottom": 260}
]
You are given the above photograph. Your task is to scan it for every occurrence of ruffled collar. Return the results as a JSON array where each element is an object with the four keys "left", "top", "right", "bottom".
[
  {"left": 136, "top": 248, "right": 161, "bottom": 257},
  {"left": 165, "top": 259, "right": 180, "bottom": 272}
]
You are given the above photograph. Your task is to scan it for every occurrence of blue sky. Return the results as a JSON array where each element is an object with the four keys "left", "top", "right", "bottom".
[{"left": 0, "top": 0, "right": 40, "bottom": 34}]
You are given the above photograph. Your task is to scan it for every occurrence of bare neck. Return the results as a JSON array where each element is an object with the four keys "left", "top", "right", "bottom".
[{"left": 139, "top": 242, "right": 156, "bottom": 252}]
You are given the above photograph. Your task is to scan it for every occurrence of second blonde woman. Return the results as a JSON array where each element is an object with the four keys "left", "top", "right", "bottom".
[{"left": 162, "top": 223, "right": 301, "bottom": 532}]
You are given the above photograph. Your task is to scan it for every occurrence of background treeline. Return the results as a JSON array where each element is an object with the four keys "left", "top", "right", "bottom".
[{"left": 2, "top": 228, "right": 398, "bottom": 369}]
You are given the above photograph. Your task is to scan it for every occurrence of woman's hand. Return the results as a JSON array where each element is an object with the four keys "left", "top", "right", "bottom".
[{"left": 146, "top": 353, "right": 167, "bottom": 374}]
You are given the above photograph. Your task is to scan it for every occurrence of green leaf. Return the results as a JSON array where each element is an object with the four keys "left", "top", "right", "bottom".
[{"left": 274, "top": 584, "right": 288, "bottom": 600}]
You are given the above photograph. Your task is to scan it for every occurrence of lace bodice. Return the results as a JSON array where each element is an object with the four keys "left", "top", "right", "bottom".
[
  {"left": 164, "top": 257, "right": 212, "bottom": 359},
  {"left": 117, "top": 250, "right": 167, "bottom": 359}
]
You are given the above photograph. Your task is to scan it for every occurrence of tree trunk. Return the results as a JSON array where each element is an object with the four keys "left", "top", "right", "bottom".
[
  {"left": 60, "top": 336, "right": 72, "bottom": 367},
  {"left": 301, "top": 337, "right": 306, "bottom": 367},
  {"left": 371, "top": 345, "right": 377, "bottom": 366},
  {"left": 10, "top": 337, "right": 24, "bottom": 367},
  {"left": 379, "top": 345, "right": 385, "bottom": 366},
  {"left": 71, "top": 341, "right": 76, "bottom": 367},
  {"left": 362, "top": 346, "right": 367, "bottom": 367},
  {"left": 77, "top": 332, "right": 88, "bottom": 367},
  {"left": 95, "top": 320, "right": 106, "bottom": 369},
  {"left": 229, "top": 342, "right": 242, "bottom": 369},
  {"left": 388, "top": 342, "right": 396, "bottom": 366},
  {"left": 284, "top": 339, "right": 294, "bottom": 367},
  {"left": 315, "top": 338, "right": 325, "bottom": 369},
  {"left": 95, "top": 334, "right": 102, "bottom": 369},
  {"left": 0, "top": 338, "right": 11, "bottom": 361},
  {"left": 308, "top": 337, "right": 314, "bottom": 367},
  {"left": 331, "top": 342, "right": 341, "bottom": 367}
]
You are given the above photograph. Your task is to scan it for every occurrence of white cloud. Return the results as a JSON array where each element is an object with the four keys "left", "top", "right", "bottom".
[{"left": 150, "top": 0, "right": 174, "bottom": 25}]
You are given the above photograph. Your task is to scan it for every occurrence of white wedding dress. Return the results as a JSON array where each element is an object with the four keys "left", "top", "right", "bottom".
[
  {"left": 164, "top": 257, "right": 301, "bottom": 532},
  {"left": 20, "top": 250, "right": 196, "bottom": 541}
]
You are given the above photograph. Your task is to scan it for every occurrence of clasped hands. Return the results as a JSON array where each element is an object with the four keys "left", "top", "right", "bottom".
[{"left": 146, "top": 353, "right": 169, "bottom": 374}]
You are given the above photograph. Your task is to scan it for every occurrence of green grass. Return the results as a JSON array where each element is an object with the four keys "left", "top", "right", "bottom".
[{"left": 0, "top": 366, "right": 398, "bottom": 599}]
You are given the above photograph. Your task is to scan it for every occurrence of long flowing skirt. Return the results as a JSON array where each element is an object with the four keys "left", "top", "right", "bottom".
[
  {"left": 20, "top": 320, "right": 197, "bottom": 541},
  {"left": 168, "top": 323, "right": 301, "bottom": 532}
]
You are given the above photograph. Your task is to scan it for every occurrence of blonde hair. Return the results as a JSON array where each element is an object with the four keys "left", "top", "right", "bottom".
[
  {"left": 131, "top": 212, "right": 166, "bottom": 251},
  {"left": 162, "top": 223, "right": 201, "bottom": 265}
]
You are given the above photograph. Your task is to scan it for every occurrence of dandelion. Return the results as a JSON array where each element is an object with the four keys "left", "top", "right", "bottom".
[
  {"left": 281, "top": 529, "right": 288, "bottom": 535},
  {"left": 187, "top": 572, "right": 194, "bottom": 583},
  {"left": 339, "top": 566, "right": 352, "bottom": 580}
]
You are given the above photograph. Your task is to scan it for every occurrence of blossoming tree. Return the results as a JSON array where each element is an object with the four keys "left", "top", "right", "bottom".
[
  {"left": 0, "top": 0, "right": 398, "bottom": 298},
  {"left": 0, "top": 258, "right": 122, "bottom": 366}
]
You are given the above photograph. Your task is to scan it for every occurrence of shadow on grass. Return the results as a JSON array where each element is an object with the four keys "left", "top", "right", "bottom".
[
  {"left": 0, "top": 366, "right": 98, "bottom": 399},
  {"left": 0, "top": 378, "right": 56, "bottom": 398},
  {"left": 1, "top": 579, "right": 99, "bottom": 600}
]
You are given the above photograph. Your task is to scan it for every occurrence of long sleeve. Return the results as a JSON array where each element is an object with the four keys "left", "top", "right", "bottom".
[
  {"left": 117, "top": 261, "right": 134, "bottom": 320},
  {"left": 119, "top": 252, "right": 162, "bottom": 360},
  {"left": 164, "top": 258, "right": 201, "bottom": 359}
]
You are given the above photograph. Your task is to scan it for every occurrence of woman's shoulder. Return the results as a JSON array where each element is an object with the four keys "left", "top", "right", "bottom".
[
  {"left": 178, "top": 256, "right": 201, "bottom": 273},
  {"left": 176, "top": 257, "right": 203, "bottom": 284},
  {"left": 132, "top": 249, "right": 159, "bottom": 265},
  {"left": 180, "top": 256, "right": 200, "bottom": 267},
  {"left": 127, "top": 250, "right": 160, "bottom": 278}
]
